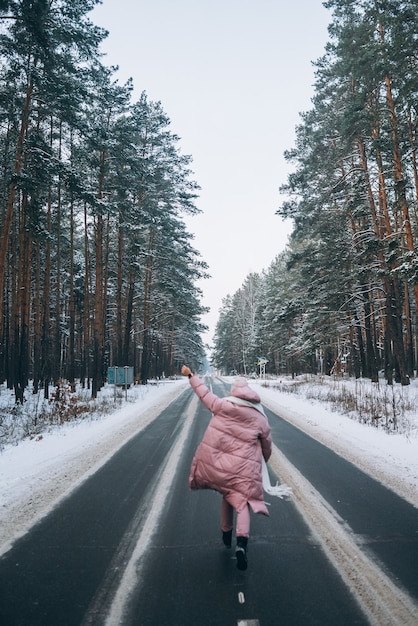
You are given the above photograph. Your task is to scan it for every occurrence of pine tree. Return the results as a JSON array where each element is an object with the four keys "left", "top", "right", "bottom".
[
  {"left": 274, "top": 0, "right": 418, "bottom": 384},
  {"left": 0, "top": 2, "right": 208, "bottom": 401}
]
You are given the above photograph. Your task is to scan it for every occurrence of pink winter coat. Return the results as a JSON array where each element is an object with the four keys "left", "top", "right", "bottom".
[{"left": 188, "top": 375, "right": 272, "bottom": 515}]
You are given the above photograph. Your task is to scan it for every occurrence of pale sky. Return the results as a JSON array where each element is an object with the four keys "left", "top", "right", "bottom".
[{"left": 92, "top": 0, "right": 331, "bottom": 347}]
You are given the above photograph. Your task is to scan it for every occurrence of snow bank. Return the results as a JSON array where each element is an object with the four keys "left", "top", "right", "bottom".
[
  {"left": 252, "top": 378, "right": 418, "bottom": 508},
  {"left": 0, "top": 379, "right": 187, "bottom": 555},
  {"left": 1, "top": 374, "right": 417, "bottom": 557}
]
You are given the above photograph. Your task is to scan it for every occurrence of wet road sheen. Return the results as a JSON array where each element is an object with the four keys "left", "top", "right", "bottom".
[{"left": 0, "top": 377, "right": 416, "bottom": 625}]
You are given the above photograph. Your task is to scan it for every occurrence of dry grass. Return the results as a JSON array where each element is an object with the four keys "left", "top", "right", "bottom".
[{"left": 262, "top": 375, "right": 417, "bottom": 436}]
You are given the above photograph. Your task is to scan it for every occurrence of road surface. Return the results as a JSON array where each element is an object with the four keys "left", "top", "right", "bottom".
[{"left": 0, "top": 377, "right": 417, "bottom": 625}]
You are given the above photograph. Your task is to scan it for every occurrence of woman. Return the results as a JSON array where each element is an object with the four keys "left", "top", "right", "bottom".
[{"left": 181, "top": 366, "right": 272, "bottom": 570}]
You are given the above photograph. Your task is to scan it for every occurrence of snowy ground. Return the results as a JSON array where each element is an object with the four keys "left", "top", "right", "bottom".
[
  {"left": 0, "top": 380, "right": 187, "bottom": 556},
  {"left": 0, "top": 375, "right": 417, "bottom": 557}
]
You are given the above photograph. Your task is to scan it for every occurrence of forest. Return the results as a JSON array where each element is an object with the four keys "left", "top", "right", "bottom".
[
  {"left": 212, "top": 0, "right": 418, "bottom": 386},
  {"left": 2, "top": 0, "right": 418, "bottom": 406},
  {"left": 0, "top": 0, "right": 208, "bottom": 402}
]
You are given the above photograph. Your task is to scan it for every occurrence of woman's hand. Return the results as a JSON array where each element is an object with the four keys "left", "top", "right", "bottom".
[{"left": 181, "top": 365, "right": 192, "bottom": 377}]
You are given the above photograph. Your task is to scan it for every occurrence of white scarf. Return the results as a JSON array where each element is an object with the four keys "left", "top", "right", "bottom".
[
  {"left": 261, "top": 458, "right": 293, "bottom": 499},
  {"left": 224, "top": 395, "right": 267, "bottom": 416},
  {"left": 225, "top": 395, "right": 292, "bottom": 499}
]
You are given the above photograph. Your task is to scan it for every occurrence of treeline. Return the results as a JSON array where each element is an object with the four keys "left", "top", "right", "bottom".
[
  {"left": 0, "top": 0, "right": 207, "bottom": 402},
  {"left": 213, "top": 0, "right": 418, "bottom": 385}
]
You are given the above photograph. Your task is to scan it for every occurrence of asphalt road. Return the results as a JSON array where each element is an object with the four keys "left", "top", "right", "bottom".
[{"left": 0, "top": 378, "right": 417, "bottom": 625}]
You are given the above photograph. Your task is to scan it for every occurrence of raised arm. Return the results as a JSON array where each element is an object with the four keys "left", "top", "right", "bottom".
[{"left": 181, "top": 365, "right": 225, "bottom": 414}]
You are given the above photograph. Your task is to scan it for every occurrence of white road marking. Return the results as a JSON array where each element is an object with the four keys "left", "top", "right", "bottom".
[
  {"left": 104, "top": 395, "right": 199, "bottom": 626},
  {"left": 237, "top": 620, "right": 260, "bottom": 626},
  {"left": 238, "top": 591, "right": 245, "bottom": 604}
]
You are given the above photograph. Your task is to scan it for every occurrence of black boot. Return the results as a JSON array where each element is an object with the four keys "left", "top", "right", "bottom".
[
  {"left": 222, "top": 529, "right": 232, "bottom": 548},
  {"left": 236, "top": 536, "right": 248, "bottom": 570}
]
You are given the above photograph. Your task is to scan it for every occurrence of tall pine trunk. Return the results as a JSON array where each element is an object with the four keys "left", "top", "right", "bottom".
[
  {"left": 54, "top": 123, "right": 63, "bottom": 384},
  {"left": 33, "top": 242, "right": 42, "bottom": 394},
  {"left": 13, "top": 193, "right": 33, "bottom": 402},
  {"left": 81, "top": 201, "right": 91, "bottom": 389},
  {"left": 0, "top": 80, "right": 33, "bottom": 325},
  {"left": 92, "top": 211, "right": 104, "bottom": 399},
  {"left": 116, "top": 218, "right": 124, "bottom": 364},
  {"left": 140, "top": 228, "right": 155, "bottom": 384},
  {"left": 68, "top": 192, "right": 76, "bottom": 390},
  {"left": 122, "top": 269, "right": 135, "bottom": 366},
  {"left": 91, "top": 144, "right": 107, "bottom": 398}
]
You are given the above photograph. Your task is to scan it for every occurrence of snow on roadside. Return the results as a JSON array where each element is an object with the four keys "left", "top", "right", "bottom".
[
  {"left": 1, "top": 374, "right": 417, "bottom": 557},
  {"left": 252, "top": 379, "right": 418, "bottom": 509},
  {"left": 0, "top": 379, "right": 187, "bottom": 556}
]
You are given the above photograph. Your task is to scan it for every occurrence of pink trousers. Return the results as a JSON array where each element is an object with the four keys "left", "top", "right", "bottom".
[{"left": 221, "top": 497, "right": 250, "bottom": 538}]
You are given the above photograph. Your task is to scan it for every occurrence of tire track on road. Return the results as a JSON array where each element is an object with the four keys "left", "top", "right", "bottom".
[{"left": 269, "top": 444, "right": 418, "bottom": 626}]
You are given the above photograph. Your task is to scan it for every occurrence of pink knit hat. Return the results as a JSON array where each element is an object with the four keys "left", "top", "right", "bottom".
[{"left": 230, "top": 377, "right": 261, "bottom": 403}]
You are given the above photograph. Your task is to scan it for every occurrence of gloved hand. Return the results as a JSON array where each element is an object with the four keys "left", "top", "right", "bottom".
[{"left": 181, "top": 365, "right": 192, "bottom": 377}]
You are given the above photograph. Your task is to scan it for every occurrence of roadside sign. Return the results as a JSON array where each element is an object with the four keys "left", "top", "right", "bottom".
[
  {"left": 108, "top": 366, "right": 134, "bottom": 386},
  {"left": 257, "top": 357, "right": 268, "bottom": 379}
]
